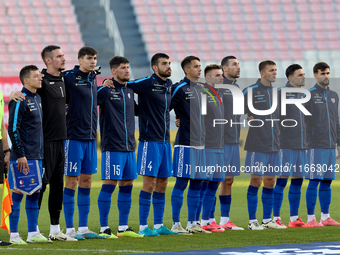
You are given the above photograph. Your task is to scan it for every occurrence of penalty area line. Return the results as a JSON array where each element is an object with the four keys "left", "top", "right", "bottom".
[{"left": 3, "top": 247, "right": 154, "bottom": 253}]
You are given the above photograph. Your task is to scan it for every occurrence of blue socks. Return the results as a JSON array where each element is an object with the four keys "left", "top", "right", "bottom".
[
  {"left": 210, "top": 196, "right": 216, "bottom": 219},
  {"left": 247, "top": 185, "right": 259, "bottom": 220},
  {"left": 196, "top": 181, "right": 208, "bottom": 222},
  {"left": 153, "top": 191, "right": 165, "bottom": 225},
  {"left": 78, "top": 187, "right": 91, "bottom": 228},
  {"left": 118, "top": 185, "right": 132, "bottom": 226},
  {"left": 139, "top": 190, "right": 151, "bottom": 226},
  {"left": 26, "top": 192, "right": 40, "bottom": 232},
  {"left": 171, "top": 178, "right": 189, "bottom": 223},
  {"left": 10, "top": 192, "right": 23, "bottom": 233},
  {"left": 273, "top": 178, "right": 288, "bottom": 218},
  {"left": 262, "top": 187, "right": 274, "bottom": 220},
  {"left": 98, "top": 184, "right": 116, "bottom": 227},
  {"left": 63, "top": 188, "right": 75, "bottom": 229},
  {"left": 187, "top": 180, "right": 202, "bottom": 222},
  {"left": 202, "top": 182, "right": 218, "bottom": 221},
  {"left": 319, "top": 180, "right": 331, "bottom": 214},
  {"left": 220, "top": 195, "right": 231, "bottom": 217},
  {"left": 306, "top": 180, "right": 320, "bottom": 215},
  {"left": 289, "top": 178, "right": 303, "bottom": 216}
]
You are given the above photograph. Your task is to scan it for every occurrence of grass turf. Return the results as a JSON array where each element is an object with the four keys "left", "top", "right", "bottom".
[{"left": 1, "top": 129, "right": 340, "bottom": 254}]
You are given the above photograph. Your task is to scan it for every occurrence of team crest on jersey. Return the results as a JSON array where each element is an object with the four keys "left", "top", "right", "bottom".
[
  {"left": 27, "top": 99, "right": 31, "bottom": 103},
  {"left": 257, "top": 91, "right": 261, "bottom": 94},
  {"left": 187, "top": 88, "right": 190, "bottom": 91},
  {"left": 331, "top": 98, "right": 335, "bottom": 103},
  {"left": 128, "top": 93, "right": 131, "bottom": 98}
]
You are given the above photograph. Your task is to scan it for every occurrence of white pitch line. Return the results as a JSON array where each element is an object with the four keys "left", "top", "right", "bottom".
[{"left": 2, "top": 247, "right": 154, "bottom": 253}]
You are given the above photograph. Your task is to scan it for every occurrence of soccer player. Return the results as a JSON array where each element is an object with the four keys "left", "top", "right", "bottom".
[
  {"left": 118, "top": 53, "right": 176, "bottom": 236},
  {"left": 243, "top": 60, "right": 285, "bottom": 230},
  {"left": 10, "top": 45, "right": 76, "bottom": 241},
  {"left": 304, "top": 62, "right": 340, "bottom": 227},
  {"left": 170, "top": 56, "right": 210, "bottom": 234},
  {"left": 8, "top": 65, "right": 51, "bottom": 244},
  {"left": 198, "top": 64, "right": 224, "bottom": 233},
  {"left": 273, "top": 64, "right": 311, "bottom": 228},
  {"left": 97, "top": 56, "right": 142, "bottom": 238},
  {"left": 63, "top": 47, "right": 105, "bottom": 239},
  {"left": 217, "top": 56, "right": 244, "bottom": 230}
]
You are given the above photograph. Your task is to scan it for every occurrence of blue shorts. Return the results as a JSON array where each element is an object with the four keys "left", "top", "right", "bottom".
[
  {"left": 101, "top": 151, "right": 137, "bottom": 181},
  {"left": 173, "top": 146, "right": 207, "bottom": 180},
  {"left": 307, "top": 148, "right": 336, "bottom": 180},
  {"left": 281, "top": 149, "right": 308, "bottom": 177},
  {"left": 224, "top": 144, "right": 241, "bottom": 177},
  {"left": 137, "top": 141, "right": 172, "bottom": 178},
  {"left": 64, "top": 140, "right": 97, "bottom": 176},
  {"left": 9, "top": 160, "right": 43, "bottom": 190},
  {"left": 244, "top": 151, "right": 282, "bottom": 176},
  {"left": 205, "top": 149, "right": 225, "bottom": 181}
]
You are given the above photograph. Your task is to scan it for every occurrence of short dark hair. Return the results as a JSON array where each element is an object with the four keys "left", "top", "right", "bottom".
[
  {"left": 19, "top": 65, "right": 39, "bottom": 85},
  {"left": 181, "top": 55, "right": 200, "bottom": 71},
  {"left": 313, "top": 62, "right": 330, "bottom": 74},
  {"left": 285, "top": 64, "right": 303, "bottom": 78},
  {"left": 204, "top": 64, "right": 221, "bottom": 77},
  {"left": 41, "top": 45, "right": 60, "bottom": 65},
  {"left": 221, "top": 56, "right": 236, "bottom": 67},
  {"left": 151, "top": 53, "right": 169, "bottom": 67},
  {"left": 259, "top": 60, "right": 276, "bottom": 72},
  {"left": 78, "top": 46, "right": 97, "bottom": 59},
  {"left": 109, "top": 56, "right": 129, "bottom": 69}
]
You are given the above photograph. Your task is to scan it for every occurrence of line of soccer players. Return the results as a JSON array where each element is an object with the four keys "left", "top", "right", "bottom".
[{"left": 6, "top": 45, "right": 340, "bottom": 244}]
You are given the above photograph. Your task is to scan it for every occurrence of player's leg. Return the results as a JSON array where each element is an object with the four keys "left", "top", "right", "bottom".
[
  {"left": 273, "top": 175, "right": 288, "bottom": 224},
  {"left": 196, "top": 181, "right": 208, "bottom": 224},
  {"left": 9, "top": 190, "right": 25, "bottom": 244},
  {"left": 63, "top": 140, "right": 82, "bottom": 237}
]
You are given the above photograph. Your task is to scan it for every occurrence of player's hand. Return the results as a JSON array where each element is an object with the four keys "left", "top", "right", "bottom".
[
  {"left": 337, "top": 146, "right": 340, "bottom": 159},
  {"left": 103, "top": 79, "right": 114, "bottom": 88},
  {"left": 4, "top": 150, "right": 10, "bottom": 171},
  {"left": 17, "top": 157, "right": 29, "bottom": 174},
  {"left": 10, "top": 91, "right": 25, "bottom": 102},
  {"left": 247, "top": 115, "right": 254, "bottom": 122},
  {"left": 175, "top": 116, "right": 180, "bottom": 127}
]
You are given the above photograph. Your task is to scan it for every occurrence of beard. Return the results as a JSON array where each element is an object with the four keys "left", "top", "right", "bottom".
[
  {"left": 158, "top": 69, "right": 171, "bottom": 78},
  {"left": 320, "top": 79, "right": 329, "bottom": 86}
]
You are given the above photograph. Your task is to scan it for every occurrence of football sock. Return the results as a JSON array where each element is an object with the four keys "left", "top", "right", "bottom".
[
  {"left": 196, "top": 181, "right": 208, "bottom": 222},
  {"left": 139, "top": 190, "right": 151, "bottom": 226},
  {"left": 118, "top": 185, "right": 132, "bottom": 227},
  {"left": 171, "top": 178, "right": 189, "bottom": 223},
  {"left": 306, "top": 179, "right": 320, "bottom": 216},
  {"left": 26, "top": 192, "right": 40, "bottom": 233},
  {"left": 262, "top": 187, "right": 274, "bottom": 221},
  {"left": 152, "top": 191, "right": 165, "bottom": 225},
  {"left": 289, "top": 178, "right": 303, "bottom": 217},
  {"left": 10, "top": 192, "right": 23, "bottom": 233},
  {"left": 78, "top": 187, "right": 91, "bottom": 228},
  {"left": 98, "top": 184, "right": 116, "bottom": 227},
  {"left": 273, "top": 178, "right": 287, "bottom": 218},
  {"left": 202, "top": 182, "right": 218, "bottom": 221},
  {"left": 247, "top": 185, "right": 259, "bottom": 221},
  {"left": 63, "top": 188, "right": 75, "bottom": 229},
  {"left": 319, "top": 180, "right": 331, "bottom": 215},
  {"left": 187, "top": 179, "right": 202, "bottom": 222}
]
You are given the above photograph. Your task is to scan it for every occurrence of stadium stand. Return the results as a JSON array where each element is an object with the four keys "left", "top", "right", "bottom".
[
  {"left": 0, "top": 0, "right": 83, "bottom": 76},
  {"left": 132, "top": 0, "right": 340, "bottom": 78}
]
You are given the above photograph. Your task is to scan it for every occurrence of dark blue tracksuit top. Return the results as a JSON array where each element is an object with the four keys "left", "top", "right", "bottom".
[
  {"left": 279, "top": 82, "right": 308, "bottom": 150},
  {"left": 218, "top": 76, "right": 241, "bottom": 144},
  {"left": 98, "top": 79, "right": 138, "bottom": 152},
  {"left": 171, "top": 77, "right": 205, "bottom": 147},
  {"left": 8, "top": 87, "right": 43, "bottom": 160},
  {"left": 127, "top": 73, "right": 171, "bottom": 143},
  {"left": 305, "top": 84, "right": 340, "bottom": 149},
  {"left": 64, "top": 66, "right": 98, "bottom": 141},
  {"left": 243, "top": 79, "right": 280, "bottom": 153}
]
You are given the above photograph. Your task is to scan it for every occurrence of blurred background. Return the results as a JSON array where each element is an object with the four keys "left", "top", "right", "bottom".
[{"left": 0, "top": 0, "right": 340, "bottom": 129}]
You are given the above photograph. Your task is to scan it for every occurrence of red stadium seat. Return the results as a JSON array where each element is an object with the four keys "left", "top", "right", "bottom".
[
  {"left": 303, "top": 41, "right": 315, "bottom": 50},
  {"left": 291, "top": 51, "right": 304, "bottom": 60},
  {"left": 328, "top": 40, "right": 340, "bottom": 50}
]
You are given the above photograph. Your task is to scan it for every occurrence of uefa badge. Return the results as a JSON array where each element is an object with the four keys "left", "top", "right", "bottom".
[
  {"left": 128, "top": 93, "right": 131, "bottom": 99},
  {"left": 331, "top": 98, "right": 335, "bottom": 103}
]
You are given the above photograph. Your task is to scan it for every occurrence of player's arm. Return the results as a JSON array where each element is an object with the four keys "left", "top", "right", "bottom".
[
  {"left": 8, "top": 100, "right": 29, "bottom": 173},
  {"left": 97, "top": 86, "right": 106, "bottom": 106},
  {"left": 134, "top": 100, "right": 139, "bottom": 116},
  {"left": 9, "top": 91, "right": 25, "bottom": 102},
  {"left": 243, "top": 87, "right": 253, "bottom": 121},
  {"left": 170, "top": 85, "right": 182, "bottom": 111},
  {"left": 336, "top": 96, "right": 340, "bottom": 158},
  {"left": 126, "top": 77, "right": 150, "bottom": 94},
  {"left": 1, "top": 117, "right": 10, "bottom": 171}
]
